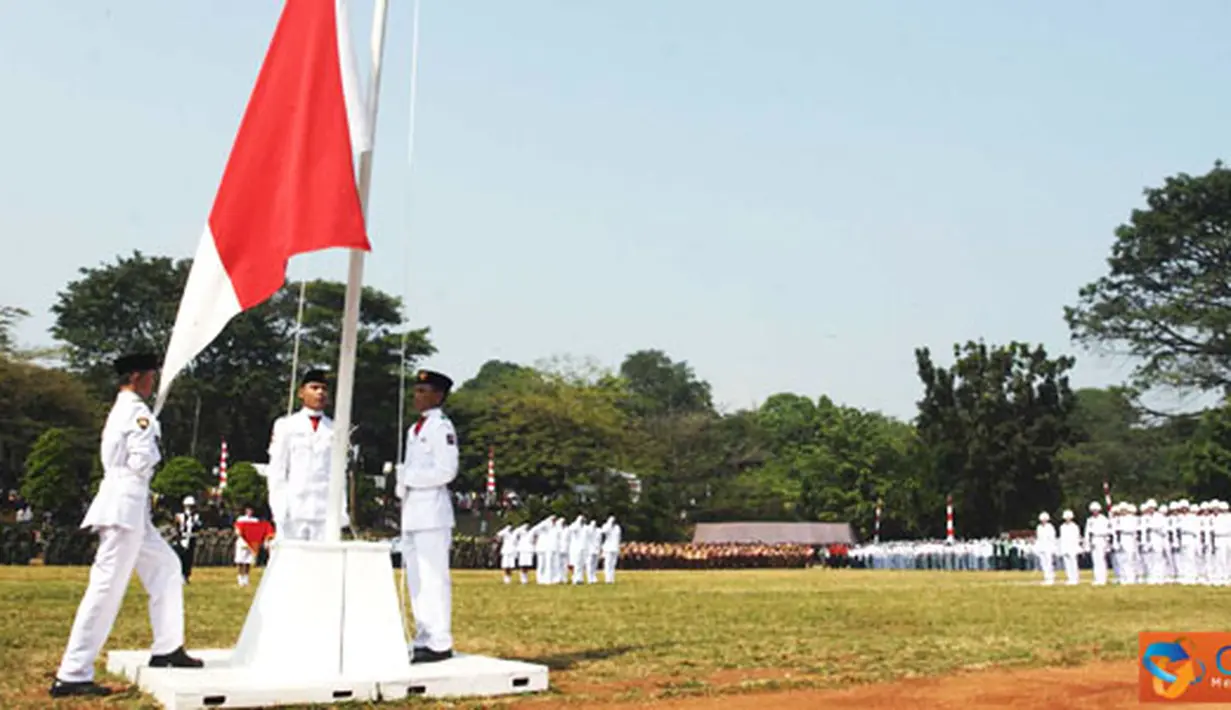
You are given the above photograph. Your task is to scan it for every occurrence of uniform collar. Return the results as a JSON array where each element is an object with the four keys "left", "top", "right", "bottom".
[
  {"left": 299, "top": 407, "right": 326, "bottom": 419},
  {"left": 419, "top": 406, "right": 443, "bottom": 419},
  {"left": 117, "top": 389, "right": 143, "bottom": 404}
]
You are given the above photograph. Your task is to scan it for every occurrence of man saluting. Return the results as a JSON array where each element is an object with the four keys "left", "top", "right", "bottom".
[
  {"left": 397, "top": 369, "right": 459, "bottom": 663},
  {"left": 51, "top": 352, "right": 203, "bottom": 698},
  {"left": 264, "top": 368, "right": 348, "bottom": 541}
]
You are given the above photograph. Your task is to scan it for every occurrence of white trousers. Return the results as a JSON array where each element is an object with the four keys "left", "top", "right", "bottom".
[
  {"left": 1061, "top": 553, "right": 1079, "bottom": 584},
  {"left": 1036, "top": 552, "right": 1054, "bottom": 584},
  {"left": 1144, "top": 550, "right": 1166, "bottom": 584},
  {"left": 282, "top": 519, "right": 325, "bottom": 542},
  {"left": 534, "top": 550, "right": 550, "bottom": 583},
  {"left": 1178, "top": 547, "right": 1198, "bottom": 584},
  {"left": 586, "top": 554, "right": 599, "bottom": 583},
  {"left": 57, "top": 522, "right": 184, "bottom": 682},
  {"left": 1126, "top": 546, "right": 1142, "bottom": 584},
  {"left": 402, "top": 528, "right": 452, "bottom": 653},
  {"left": 603, "top": 551, "right": 618, "bottom": 583},
  {"left": 1216, "top": 543, "right": 1231, "bottom": 584},
  {"left": 1091, "top": 548, "right": 1109, "bottom": 585}
]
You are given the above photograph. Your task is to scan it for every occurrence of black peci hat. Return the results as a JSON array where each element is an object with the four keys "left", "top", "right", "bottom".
[
  {"left": 114, "top": 352, "right": 159, "bottom": 376},
  {"left": 300, "top": 368, "right": 329, "bottom": 386}
]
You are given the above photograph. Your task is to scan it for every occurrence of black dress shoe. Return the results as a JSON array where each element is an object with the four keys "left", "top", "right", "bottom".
[
  {"left": 49, "top": 678, "right": 112, "bottom": 697},
  {"left": 149, "top": 646, "right": 204, "bottom": 668},
  {"left": 412, "top": 647, "right": 453, "bottom": 663}
]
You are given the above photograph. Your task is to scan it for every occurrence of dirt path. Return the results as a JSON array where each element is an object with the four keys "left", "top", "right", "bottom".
[{"left": 528, "top": 661, "right": 1231, "bottom": 709}]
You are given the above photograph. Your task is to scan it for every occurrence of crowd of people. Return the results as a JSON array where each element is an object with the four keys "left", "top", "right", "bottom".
[
  {"left": 494, "top": 515, "right": 622, "bottom": 584},
  {"left": 1034, "top": 499, "right": 1231, "bottom": 585},
  {"left": 620, "top": 541, "right": 815, "bottom": 569}
]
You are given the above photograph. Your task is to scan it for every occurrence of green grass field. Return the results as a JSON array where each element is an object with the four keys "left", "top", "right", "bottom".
[{"left": 0, "top": 566, "right": 1218, "bottom": 708}]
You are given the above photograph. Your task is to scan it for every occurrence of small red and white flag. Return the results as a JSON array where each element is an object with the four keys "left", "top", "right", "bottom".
[
  {"left": 156, "top": 0, "right": 372, "bottom": 411},
  {"left": 219, "top": 439, "right": 229, "bottom": 491},
  {"left": 486, "top": 446, "right": 496, "bottom": 496}
]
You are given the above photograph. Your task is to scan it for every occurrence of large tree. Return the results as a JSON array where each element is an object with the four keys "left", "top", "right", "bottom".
[
  {"left": 618, "top": 349, "right": 714, "bottom": 417},
  {"left": 915, "top": 341, "right": 1077, "bottom": 536},
  {"left": 1066, "top": 162, "right": 1231, "bottom": 397},
  {"left": 1176, "top": 400, "right": 1231, "bottom": 503},
  {"left": 21, "top": 428, "right": 94, "bottom": 524},
  {"left": 50, "top": 253, "right": 434, "bottom": 478},
  {"left": 0, "top": 358, "right": 99, "bottom": 493},
  {"left": 447, "top": 363, "right": 631, "bottom": 496},
  {"left": 1055, "top": 387, "right": 1182, "bottom": 510}
]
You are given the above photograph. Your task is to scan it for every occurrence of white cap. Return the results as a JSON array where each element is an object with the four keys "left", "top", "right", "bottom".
[
  {"left": 1125, "top": 503, "right": 1137, "bottom": 514},
  {"left": 1038, "top": 512, "right": 1050, "bottom": 522},
  {"left": 1062, "top": 509, "right": 1074, "bottom": 519},
  {"left": 1144, "top": 498, "right": 1158, "bottom": 510},
  {"left": 1089, "top": 501, "right": 1101, "bottom": 512},
  {"left": 183, "top": 495, "right": 195, "bottom": 506}
]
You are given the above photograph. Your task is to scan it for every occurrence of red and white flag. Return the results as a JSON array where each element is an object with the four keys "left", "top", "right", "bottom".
[{"left": 156, "top": 0, "right": 372, "bottom": 412}]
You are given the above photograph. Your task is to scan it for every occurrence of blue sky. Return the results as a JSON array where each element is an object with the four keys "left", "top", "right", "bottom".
[{"left": 3, "top": 1, "right": 1229, "bottom": 420}]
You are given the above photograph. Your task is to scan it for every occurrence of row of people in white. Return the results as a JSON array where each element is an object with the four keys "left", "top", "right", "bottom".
[
  {"left": 495, "top": 516, "right": 622, "bottom": 585},
  {"left": 1034, "top": 498, "right": 1231, "bottom": 585}
]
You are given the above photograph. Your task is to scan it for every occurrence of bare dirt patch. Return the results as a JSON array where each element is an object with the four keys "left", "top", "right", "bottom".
[{"left": 529, "top": 661, "right": 1186, "bottom": 709}]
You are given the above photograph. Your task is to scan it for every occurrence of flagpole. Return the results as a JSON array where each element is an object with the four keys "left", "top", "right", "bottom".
[{"left": 325, "top": 0, "right": 391, "bottom": 542}]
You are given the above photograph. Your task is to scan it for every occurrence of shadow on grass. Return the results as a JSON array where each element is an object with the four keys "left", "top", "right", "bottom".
[{"left": 523, "top": 645, "right": 642, "bottom": 671}]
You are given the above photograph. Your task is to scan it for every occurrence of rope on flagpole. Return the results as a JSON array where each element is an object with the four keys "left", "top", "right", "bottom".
[
  {"left": 393, "top": 0, "right": 423, "bottom": 638},
  {"left": 395, "top": 0, "right": 423, "bottom": 468},
  {"left": 287, "top": 279, "right": 308, "bottom": 416}
]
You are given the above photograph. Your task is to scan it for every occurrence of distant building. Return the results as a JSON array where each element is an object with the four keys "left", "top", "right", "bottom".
[{"left": 570, "top": 470, "right": 642, "bottom": 504}]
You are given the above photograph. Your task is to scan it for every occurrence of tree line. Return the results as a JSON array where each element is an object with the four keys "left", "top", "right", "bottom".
[{"left": 7, "top": 162, "right": 1231, "bottom": 541}]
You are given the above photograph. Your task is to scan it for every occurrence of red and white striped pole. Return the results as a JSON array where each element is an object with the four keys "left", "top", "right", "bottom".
[
  {"left": 945, "top": 494, "right": 955, "bottom": 544},
  {"left": 218, "top": 439, "right": 229, "bottom": 494},
  {"left": 486, "top": 446, "right": 496, "bottom": 498},
  {"left": 1103, "top": 480, "right": 1111, "bottom": 510},
  {"left": 874, "top": 499, "right": 882, "bottom": 543}
]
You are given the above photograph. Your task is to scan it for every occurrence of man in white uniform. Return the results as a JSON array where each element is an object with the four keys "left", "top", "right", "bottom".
[
  {"left": 50, "top": 353, "right": 203, "bottom": 698},
  {"left": 514, "top": 522, "right": 534, "bottom": 584},
  {"left": 601, "top": 516, "right": 622, "bottom": 583},
  {"left": 495, "top": 524, "right": 519, "bottom": 584},
  {"left": 1175, "top": 500, "right": 1199, "bottom": 584},
  {"left": 173, "top": 495, "right": 201, "bottom": 583},
  {"left": 396, "top": 369, "right": 459, "bottom": 664},
  {"left": 553, "top": 517, "right": 569, "bottom": 584},
  {"left": 1214, "top": 501, "right": 1231, "bottom": 585},
  {"left": 264, "top": 369, "right": 348, "bottom": 541},
  {"left": 1034, "top": 512, "right": 1056, "bottom": 585},
  {"left": 532, "top": 516, "right": 555, "bottom": 584},
  {"left": 1127, "top": 502, "right": 1142, "bottom": 583},
  {"left": 1058, "top": 509, "right": 1081, "bottom": 585},
  {"left": 584, "top": 519, "right": 601, "bottom": 583},
  {"left": 1140, "top": 499, "right": 1166, "bottom": 584},
  {"left": 1084, "top": 501, "right": 1111, "bottom": 585},
  {"left": 567, "top": 515, "right": 587, "bottom": 584}
]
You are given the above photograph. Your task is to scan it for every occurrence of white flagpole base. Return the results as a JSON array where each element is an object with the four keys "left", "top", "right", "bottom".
[{"left": 104, "top": 540, "right": 549, "bottom": 708}]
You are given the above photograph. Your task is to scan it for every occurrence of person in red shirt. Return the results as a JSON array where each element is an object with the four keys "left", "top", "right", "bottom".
[{"left": 233, "top": 506, "right": 272, "bottom": 587}]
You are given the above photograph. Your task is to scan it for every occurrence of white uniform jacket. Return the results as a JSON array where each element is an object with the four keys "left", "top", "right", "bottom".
[
  {"left": 81, "top": 391, "right": 162, "bottom": 531},
  {"left": 396, "top": 407, "right": 459, "bottom": 532},
  {"left": 265, "top": 408, "right": 348, "bottom": 525},
  {"left": 1034, "top": 523, "right": 1056, "bottom": 555}
]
